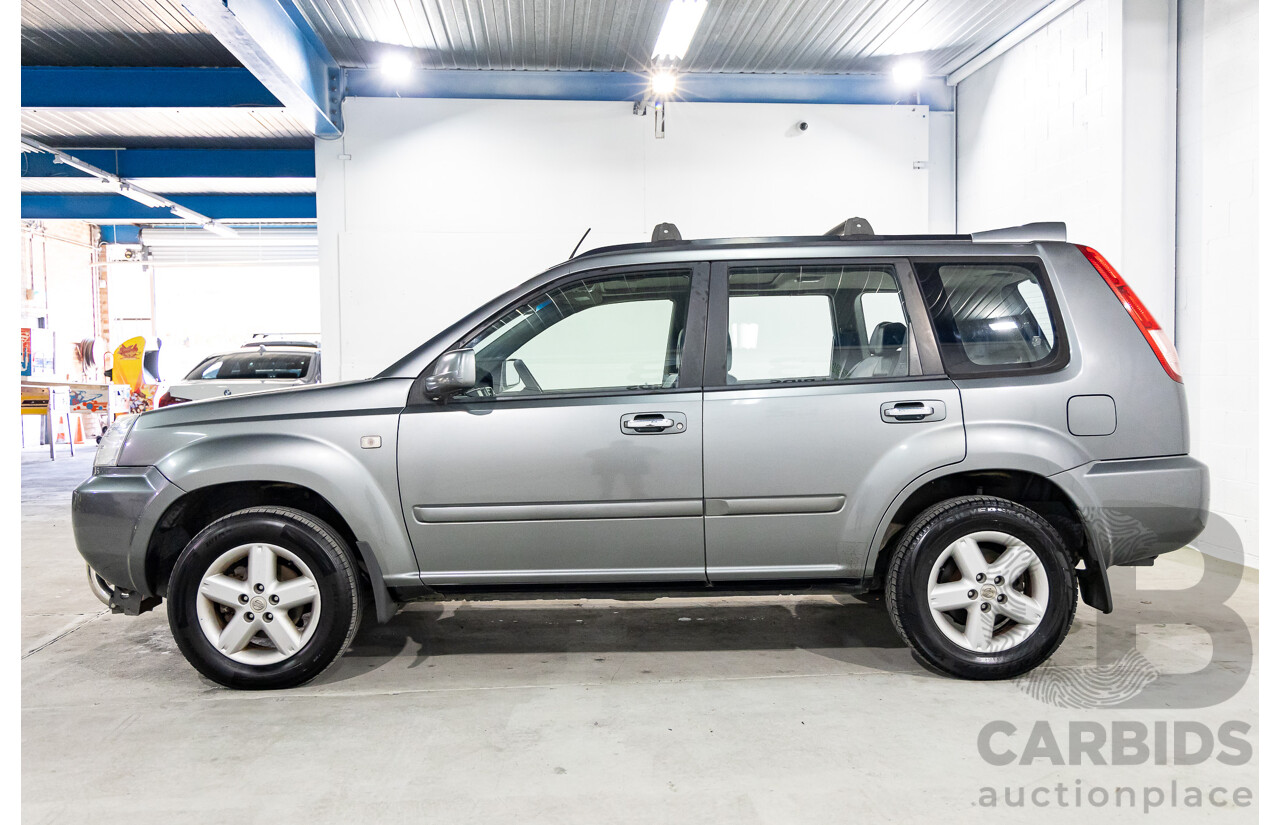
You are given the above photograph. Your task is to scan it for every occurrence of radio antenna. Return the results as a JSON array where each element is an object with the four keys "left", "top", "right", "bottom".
[{"left": 570, "top": 227, "right": 591, "bottom": 258}]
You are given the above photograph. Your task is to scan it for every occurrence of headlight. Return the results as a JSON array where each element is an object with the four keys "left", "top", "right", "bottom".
[{"left": 94, "top": 414, "right": 139, "bottom": 468}]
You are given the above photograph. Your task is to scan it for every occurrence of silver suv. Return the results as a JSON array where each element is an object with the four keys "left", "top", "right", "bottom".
[{"left": 72, "top": 220, "right": 1209, "bottom": 689}]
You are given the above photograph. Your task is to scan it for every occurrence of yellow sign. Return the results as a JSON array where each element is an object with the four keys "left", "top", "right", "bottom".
[
  {"left": 113, "top": 336, "right": 147, "bottom": 392},
  {"left": 20, "top": 386, "right": 50, "bottom": 415}
]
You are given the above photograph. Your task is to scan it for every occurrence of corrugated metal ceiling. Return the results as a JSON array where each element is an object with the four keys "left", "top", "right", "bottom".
[
  {"left": 21, "top": 108, "right": 315, "bottom": 148},
  {"left": 24, "top": 0, "right": 1054, "bottom": 75},
  {"left": 22, "top": 0, "right": 238, "bottom": 66},
  {"left": 294, "top": 0, "right": 1054, "bottom": 73}
]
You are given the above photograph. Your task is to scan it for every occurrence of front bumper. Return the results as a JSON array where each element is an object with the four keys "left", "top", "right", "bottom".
[
  {"left": 1053, "top": 454, "right": 1211, "bottom": 568},
  {"left": 71, "top": 466, "right": 185, "bottom": 604}
]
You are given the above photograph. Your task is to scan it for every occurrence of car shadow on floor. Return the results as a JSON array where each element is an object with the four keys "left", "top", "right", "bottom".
[{"left": 323, "top": 595, "right": 916, "bottom": 685}]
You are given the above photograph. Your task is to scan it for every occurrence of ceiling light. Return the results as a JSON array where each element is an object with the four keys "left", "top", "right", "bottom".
[
  {"left": 380, "top": 53, "right": 414, "bottom": 82},
  {"left": 652, "top": 0, "right": 707, "bottom": 61},
  {"left": 117, "top": 184, "right": 170, "bottom": 210},
  {"left": 202, "top": 222, "right": 239, "bottom": 239},
  {"left": 650, "top": 71, "right": 678, "bottom": 98},
  {"left": 892, "top": 58, "right": 925, "bottom": 88}
]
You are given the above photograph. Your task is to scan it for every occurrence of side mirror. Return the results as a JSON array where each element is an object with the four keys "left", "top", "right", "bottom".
[{"left": 423, "top": 349, "right": 476, "bottom": 399}]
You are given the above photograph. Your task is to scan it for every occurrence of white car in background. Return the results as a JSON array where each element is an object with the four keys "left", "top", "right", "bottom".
[{"left": 157, "top": 336, "right": 321, "bottom": 406}]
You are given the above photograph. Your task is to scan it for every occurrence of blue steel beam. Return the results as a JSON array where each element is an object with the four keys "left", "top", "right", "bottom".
[
  {"left": 22, "top": 194, "right": 316, "bottom": 222},
  {"left": 182, "top": 0, "right": 343, "bottom": 137},
  {"left": 23, "top": 65, "right": 953, "bottom": 114},
  {"left": 21, "top": 149, "right": 315, "bottom": 179},
  {"left": 344, "top": 69, "right": 954, "bottom": 111},
  {"left": 21, "top": 67, "right": 280, "bottom": 108}
]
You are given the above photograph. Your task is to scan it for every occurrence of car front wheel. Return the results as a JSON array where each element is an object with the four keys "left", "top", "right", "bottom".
[
  {"left": 167, "top": 506, "right": 361, "bottom": 689},
  {"left": 886, "top": 495, "right": 1078, "bottom": 680}
]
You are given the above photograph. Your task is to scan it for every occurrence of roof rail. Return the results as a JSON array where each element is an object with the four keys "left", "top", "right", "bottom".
[
  {"left": 824, "top": 217, "right": 876, "bottom": 237},
  {"left": 970, "top": 222, "right": 1067, "bottom": 243},
  {"left": 242, "top": 340, "right": 320, "bottom": 349}
]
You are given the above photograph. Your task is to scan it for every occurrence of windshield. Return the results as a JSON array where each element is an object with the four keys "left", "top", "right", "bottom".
[{"left": 185, "top": 352, "right": 313, "bottom": 381}]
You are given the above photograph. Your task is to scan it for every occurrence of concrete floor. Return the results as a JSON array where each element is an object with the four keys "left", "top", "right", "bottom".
[{"left": 22, "top": 450, "right": 1259, "bottom": 824}]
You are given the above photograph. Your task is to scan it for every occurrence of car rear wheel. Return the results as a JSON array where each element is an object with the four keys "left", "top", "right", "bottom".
[
  {"left": 886, "top": 495, "right": 1077, "bottom": 680},
  {"left": 167, "top": 506, "right": 361, "bottom": 689}
]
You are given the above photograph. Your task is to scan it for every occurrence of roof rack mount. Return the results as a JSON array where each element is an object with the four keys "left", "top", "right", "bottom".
[
  {"left": 825, "top": 217, "right": 876, "bottom": 238},
  {"left": 651, "top": 222, "right": 681, "bottom": 242}
]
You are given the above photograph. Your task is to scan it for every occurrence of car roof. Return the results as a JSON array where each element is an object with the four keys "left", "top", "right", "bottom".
[{"left": 574, "top": 221, "right": 1069, "bottom": 262}]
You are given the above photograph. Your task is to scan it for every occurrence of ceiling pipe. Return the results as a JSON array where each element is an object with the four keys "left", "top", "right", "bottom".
[{"left": 19, "top": 136, "right": 239, "bottom": 238}]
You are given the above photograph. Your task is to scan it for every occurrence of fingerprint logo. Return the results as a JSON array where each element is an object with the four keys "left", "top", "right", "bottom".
[{"left": 1016, "top": 648, "right": 1160, "bottom": 708}]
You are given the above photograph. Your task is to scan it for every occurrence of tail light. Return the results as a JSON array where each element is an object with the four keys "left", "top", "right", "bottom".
[
  {"left": 1076, "top": 245, "right": 1182, "bottom": 382},
  {"left": 156, "top": 391, "right": 190, "bottom": 407}
]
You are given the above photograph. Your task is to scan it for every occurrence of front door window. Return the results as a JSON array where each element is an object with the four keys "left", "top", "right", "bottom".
[{"left": 461, "top": 270, "right": 693, "bottom": 398}]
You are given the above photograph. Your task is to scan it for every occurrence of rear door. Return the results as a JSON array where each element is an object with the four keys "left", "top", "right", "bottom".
[
  {"left": 397, "top": 263, "right": 710, "bottom": 585},
  {"left": 701, "top": 258, "right": 965, "bottom": 581}
]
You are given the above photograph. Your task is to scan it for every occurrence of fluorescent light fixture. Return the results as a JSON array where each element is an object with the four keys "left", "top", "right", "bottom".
[
  {"left": 891, "top": 58, "right": 925, "bottom": 88},
  {"left": 380, "top": 53, "right": 414, "bottom": 82},
  {"left": 650, "top": 71, "right": 678, "bottom": 98},
  {"left": 203, "top": 222, "right": 239, "bottom": 239},
  {"left": 117, "top": 183, "right": 170, "bottom": 210},
  {"left": 652, "top": 0, "right": 707, "bottom": 60},
  {"left": 53, "top": 154, "right": 105, "bottom": 178},
  {"left": 169, "top": 204, "right": 206, "bottom": 223},
  {"left": 989, "top": 320, "right": 1019, "bottom": 331}
]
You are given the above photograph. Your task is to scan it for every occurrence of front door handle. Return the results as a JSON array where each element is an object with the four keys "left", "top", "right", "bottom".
[
  {"left": 621, "top": 412, "right": 687, "bottom": 434},
  {"left": 880, "top": 400, "right": 946, "bottom": 423},
  {"left": 884, "top": 405, "right": 934, "bottom": 419}
]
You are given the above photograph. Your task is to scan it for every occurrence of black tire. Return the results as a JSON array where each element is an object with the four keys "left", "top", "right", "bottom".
[
  {"left": 886, "top": 495, "right": 1077, "bottom": 680},
  {"left": 167, "top": 506, "right": 362, "bottom": 690}
]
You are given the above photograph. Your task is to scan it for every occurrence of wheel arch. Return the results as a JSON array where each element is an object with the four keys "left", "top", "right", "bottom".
[
  {"left": 863, "top": 466, "right": 1111, "bottom": 612},
  {"left": 144, "top": 433, "right": 417, "bottom": 609}
]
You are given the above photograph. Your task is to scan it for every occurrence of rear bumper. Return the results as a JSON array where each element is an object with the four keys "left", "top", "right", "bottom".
[
  {"left": 1053, "top": 455, "right": 1210, "bottom": 567},
  {"left": 71, "top": 466, "right": 185, "bottom": 600}
]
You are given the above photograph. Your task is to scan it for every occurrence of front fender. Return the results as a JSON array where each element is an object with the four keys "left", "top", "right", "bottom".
[{"left": 153, "top": 431, "right": 419, "bottom": 581}]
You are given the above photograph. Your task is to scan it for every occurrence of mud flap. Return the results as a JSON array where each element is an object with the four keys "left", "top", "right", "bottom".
[
  {"left": 1076, "top": 555, "right": 1113, "bottom": 614},
  {"left": 354, "top": 540, "right": 396, "bottom": 624}
]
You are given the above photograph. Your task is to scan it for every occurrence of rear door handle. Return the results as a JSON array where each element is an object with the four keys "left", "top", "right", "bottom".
[
  {"left": 880, "top": 400, "right": 946, "bottom": 423},
  {"left": 621, "top": 412, "right": 687, "bottom": 434}
]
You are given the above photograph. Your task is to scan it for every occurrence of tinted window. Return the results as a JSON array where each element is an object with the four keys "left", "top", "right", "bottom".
[
  {"left": 723, "top": 264, "right": 913, "bottom": 385},
  {"left": 461, "top": 269, "right": 691, "bottom": 397},
  {"left": 185, "top": 352, "right": 312, "bottom": 380},
  {"left": 914, "top": 261, "right": 1061, "bottom": 374}
]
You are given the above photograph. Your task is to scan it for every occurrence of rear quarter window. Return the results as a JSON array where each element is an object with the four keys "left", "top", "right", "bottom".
[{"left": 913, "top": 260, "right": 1065, "bottom": 376}]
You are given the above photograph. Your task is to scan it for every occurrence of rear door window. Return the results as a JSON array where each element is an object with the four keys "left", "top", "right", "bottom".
[
  {"left": 719, "top": 264, "right": 916, "bottom": 385},
  {"left": 913, "top": 261, "right": 1064, "bottom": 375}
]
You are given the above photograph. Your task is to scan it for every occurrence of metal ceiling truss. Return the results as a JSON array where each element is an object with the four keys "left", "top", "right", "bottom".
[{"left": 180, "top": 0, "right": 344, "bottom": 138}]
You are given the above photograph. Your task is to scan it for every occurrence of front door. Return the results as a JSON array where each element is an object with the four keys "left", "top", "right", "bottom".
[
  {"left": 701, "top": 259, "right": 965, "bottom": 581},
  {"left": 398, "top": 264, "right": 709, "bottom": 585}
]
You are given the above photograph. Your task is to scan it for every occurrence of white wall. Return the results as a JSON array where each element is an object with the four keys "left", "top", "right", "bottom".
[
  {"left": 151, "top": 263, "right": 320, "bottom": 380},
  {"left": 957, "top": 0, "right": 1259, "bottom": 566},
  {"left": 1176, "top": 0, "right": 1259, "bottom": 566},
  {"left": 958, "top": 0, "right": 1122, "bottom": 252},
  {"left": 958, "top": 0, "right": 1182, "bottom": 329},
  {"left": 317, "top": 97, "right": 945, "bottom": 379}
]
